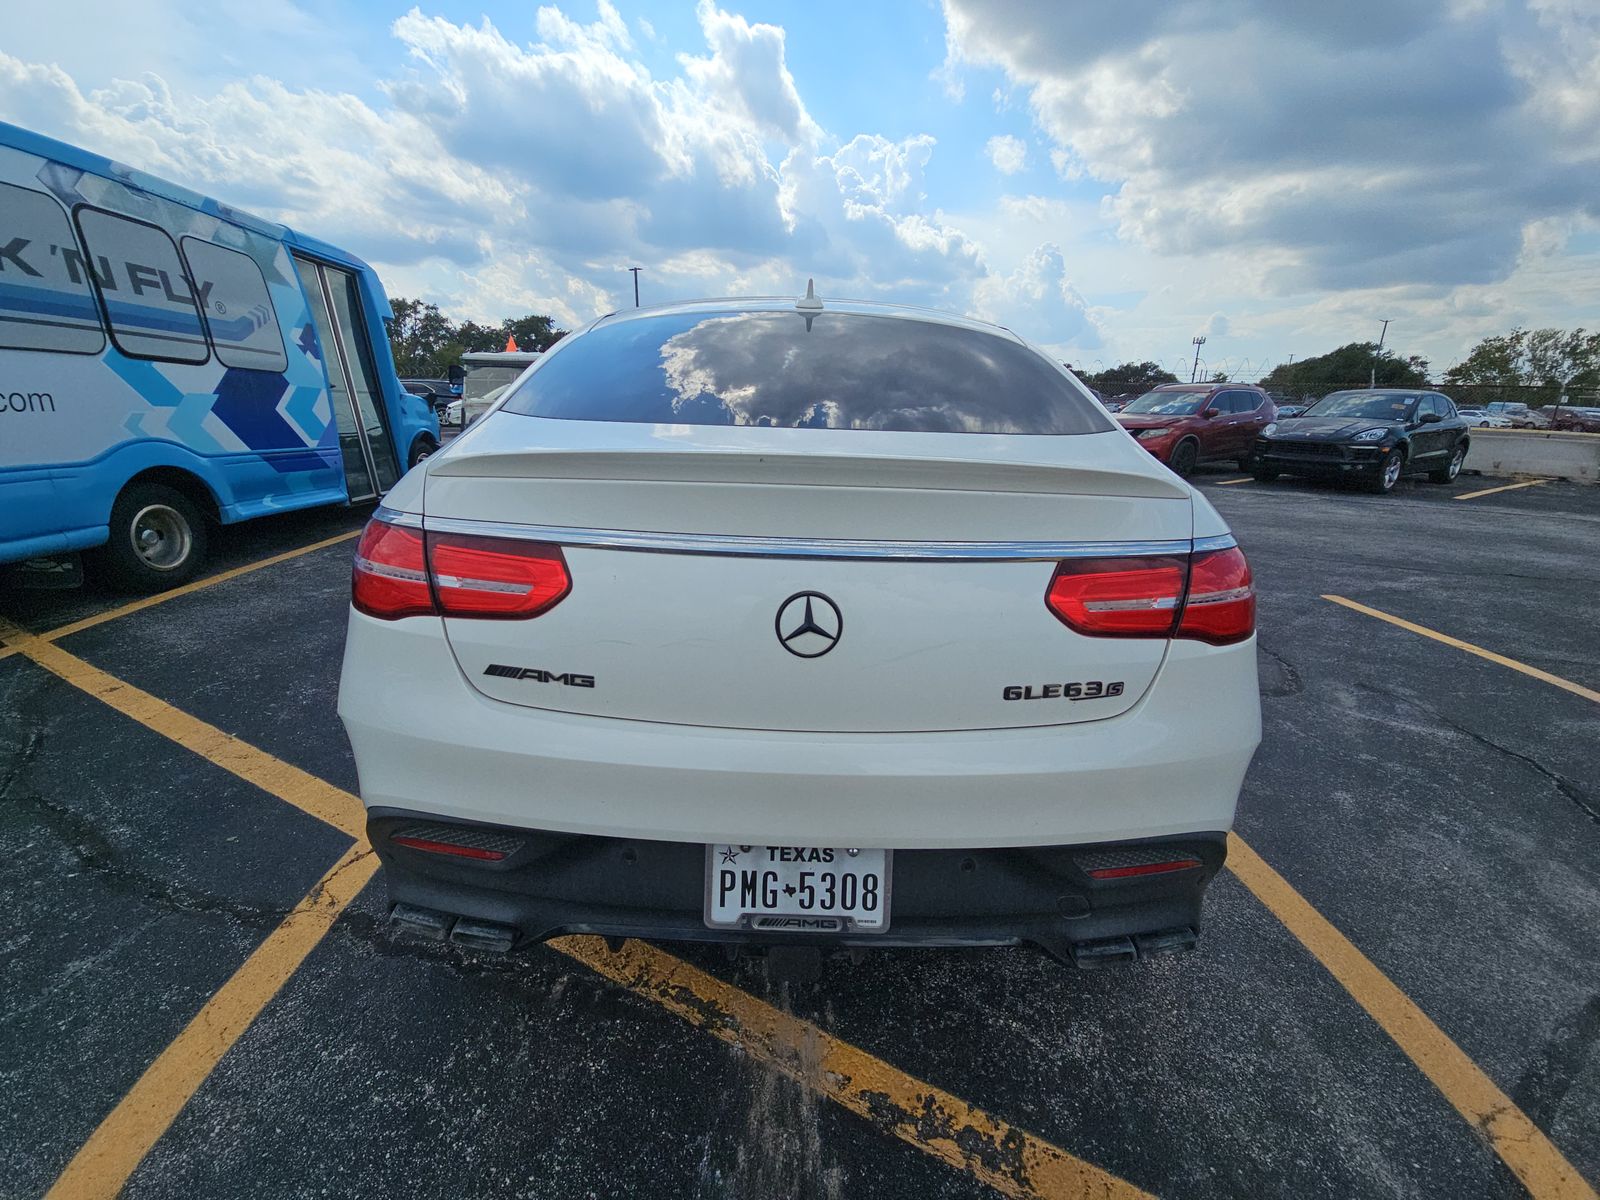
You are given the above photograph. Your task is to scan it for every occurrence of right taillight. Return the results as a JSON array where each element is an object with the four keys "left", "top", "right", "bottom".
[
  {"left": 1046, "top": 545, "right": 1254, "bottom": 645},
  {"left": 1045, "top": 555, "right": 1187, "bottom": 637},
  {"left": 351, "top": 517, "right": 571, "bottom": 621},
  {"left": 1177, "top": 546, "right": 1255, "bottom": 644}
]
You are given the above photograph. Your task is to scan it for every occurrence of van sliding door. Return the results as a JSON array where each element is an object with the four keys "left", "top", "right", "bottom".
[{"left": 291, "top": 256, "right": 400, "bottom": 500}]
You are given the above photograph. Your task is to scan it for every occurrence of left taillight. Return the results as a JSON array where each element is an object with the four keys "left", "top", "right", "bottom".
[
  {"left": 351, "top": 517, "right": 571, "bottom": 621},
  {"left": 352, "top": 519, "right": 433, "bottom": 620}
]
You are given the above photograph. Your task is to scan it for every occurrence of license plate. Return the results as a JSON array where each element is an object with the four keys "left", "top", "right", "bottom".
[{"left": 704, "top": 845, "right": 891, "bottom": 933}]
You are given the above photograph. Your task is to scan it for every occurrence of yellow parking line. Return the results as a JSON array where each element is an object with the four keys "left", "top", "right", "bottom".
[
  {"left": 44, "top": 529, "right": 361, "bottom": 643},
  {"left": 0, "top": 618, "right": 364, "bottom": 836},
  {"left": 9, "top": 616, "right": 1147, "bottom": 1198},
  {"left": 1323, "top": 596, "right": 1599, "bottom": 705},
  {"left": 1216, "top": 477, "right": 1254, "bottom": 485},
  {"left": 19, "top": 609, "right": 1593, "bottom": 1197},
  {"left": 44, "top": 841, "right": 378, "bottom": 1200},
  {"left": 1453, "top": 479, "right": 1547, "bottom": 501},
  {"left": 556, "top": 935, "right": 1150, "bottom": 1198},
  {"left": 1227, "top": 835, "right": 1595, "bottom": 1198},
  {"left": 0, "top": 528, "right": 360, "bottom": 664}
]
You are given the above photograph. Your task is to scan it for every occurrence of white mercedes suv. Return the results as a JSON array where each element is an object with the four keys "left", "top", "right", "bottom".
[{"left": 338, "top": 294, "right": 1261, "bottom": 968}]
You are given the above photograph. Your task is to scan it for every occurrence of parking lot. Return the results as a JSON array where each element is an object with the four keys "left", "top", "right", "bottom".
[{"left": 3, "top": 469, "right": 1597, "bottom": 1200}]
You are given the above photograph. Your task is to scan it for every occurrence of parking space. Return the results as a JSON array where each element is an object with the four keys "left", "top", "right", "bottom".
[{"left": 3, "top": 479, "right": 1597, "bottom": 1199}]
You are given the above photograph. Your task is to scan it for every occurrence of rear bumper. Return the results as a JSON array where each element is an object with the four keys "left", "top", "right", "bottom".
[
  {"left": 371, "top": 808, "right": 1227, "bottom": 963},
  {"left": 338, "top": 611, "right": 1260, "bottom": 849}
]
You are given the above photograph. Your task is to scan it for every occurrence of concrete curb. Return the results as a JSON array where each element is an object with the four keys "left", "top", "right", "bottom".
[{"left": 1463, "top": 429, "right": 1598, "bottom": 482}]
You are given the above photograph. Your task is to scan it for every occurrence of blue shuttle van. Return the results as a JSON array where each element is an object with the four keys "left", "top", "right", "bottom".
[{"left": 0, "top": 121, "right": 438, "bottom": 590}]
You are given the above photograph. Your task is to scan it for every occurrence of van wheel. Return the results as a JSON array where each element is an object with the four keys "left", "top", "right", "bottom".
[
  {"left": 408, "top": 436, "right": 439, "bottom": 469},
  {"left": 1169, "top": 439, "right": 1200, "bottom": 477},
  {"left": 93, "top": 483, "right": 208, "bottom": 592}
]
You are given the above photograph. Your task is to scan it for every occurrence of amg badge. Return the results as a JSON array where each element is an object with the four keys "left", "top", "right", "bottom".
[
  {"left": 752, "top": 916, "right": 844, "bottom": 932},
  {"left": 484, "top": 664, "right": 595, "bottom": 688}
]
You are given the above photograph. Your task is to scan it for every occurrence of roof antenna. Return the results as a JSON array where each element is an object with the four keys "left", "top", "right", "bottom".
[{"left": 795, "top": 278, "right": 823, "bottom": 312}]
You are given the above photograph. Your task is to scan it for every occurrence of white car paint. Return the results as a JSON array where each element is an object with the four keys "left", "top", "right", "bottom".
[
  {"left": 341, "top": 609, "right": 1257, "bottom": 848},
  {"left": 339, "top": 302, "right": 1259, "bottom": 853}
]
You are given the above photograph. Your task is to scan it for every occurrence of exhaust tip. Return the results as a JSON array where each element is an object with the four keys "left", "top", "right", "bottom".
[
  {"left": 449, "top": 918, "right": 519, "bottom": 954},
  {"left": 1069, "top": 935, "right": 1138, "bottom": 968},
  {"left": 1135, "top": 926, "right": 1199, "bottom": 957},
  {"left": 389, "top": 903, "right": 453, "bottom": 941}
]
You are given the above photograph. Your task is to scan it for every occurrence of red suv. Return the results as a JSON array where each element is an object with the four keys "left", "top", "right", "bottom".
[{"left": 1116, "top": 384, "right": 1278, "bottom": 476}]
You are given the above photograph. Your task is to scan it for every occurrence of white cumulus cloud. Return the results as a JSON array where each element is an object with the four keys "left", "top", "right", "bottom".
[{"left": 985, "top": 134, "right": 1027, "bottom": 174}]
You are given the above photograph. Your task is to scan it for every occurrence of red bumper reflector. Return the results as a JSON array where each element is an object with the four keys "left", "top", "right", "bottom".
[
  {"left": 391, "top": 836, "right": 508, "bottom": 862},
  {"left": 1086, "top": 858, "right": 1202, "bottom": 880}
]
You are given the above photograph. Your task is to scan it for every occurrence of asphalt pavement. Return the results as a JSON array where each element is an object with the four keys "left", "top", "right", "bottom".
[{"left": 2, "top": 468, "right": 1596, "bottom": 1199}]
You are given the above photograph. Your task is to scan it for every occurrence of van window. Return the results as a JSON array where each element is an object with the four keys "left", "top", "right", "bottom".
[
  {"left": 182, "top": 239, "right": 288, "bottom": 372},
  {"left": 74, "top": 207, "right": 208, "bottom": 364},
  {"left": 502, "top": 310, "right": 1113, "bottom": 435},
  {"left": 0, "top": 182, "right": 105, "bottom": 355}
]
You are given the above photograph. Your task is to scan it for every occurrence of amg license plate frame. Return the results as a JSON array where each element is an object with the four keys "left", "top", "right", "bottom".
[{"left": 704, "top": 844, "right": 891, "bottom": 934}]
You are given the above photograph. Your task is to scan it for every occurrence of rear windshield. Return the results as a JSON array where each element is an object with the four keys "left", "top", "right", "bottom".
[{"left": 501, "top": 311, "right": 1112, "bottom": 434}]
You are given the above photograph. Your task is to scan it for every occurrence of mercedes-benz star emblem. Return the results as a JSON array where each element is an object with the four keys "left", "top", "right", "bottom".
[{"left": 775, "top": 591, "right": 843, "bottom": 659}]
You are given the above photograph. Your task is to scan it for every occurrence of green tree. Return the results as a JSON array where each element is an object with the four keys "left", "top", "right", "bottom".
[
  {"left": 454, "top": 320, "right": 505, "bottom": 354},
  {"left": 1258, "top": 343, "right": 1429, "bottom": 398},
  {"left": 456, "top": 315, "right": 568, "bottom": 353},
  {"left": 1444, "top": 327, "right": 1599, "bottom": 403},
  {"left": 1082, "top": 361, "right": 1179, "bottom": 394},
  {"left": 385, "top": 298, "right": 457, "bottom": 376},
  {"left": 1443, "top": 331, "right": 1524, "bottom": 393},
  {"left": 390, "top": 305, "right": 571, "bottom": 371},
  {"left": 501, "top": 314, "right": 565, "bottom": 352}
]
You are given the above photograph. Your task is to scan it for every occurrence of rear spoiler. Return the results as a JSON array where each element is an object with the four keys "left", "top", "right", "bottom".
[{"left": 429, "top": 446, "right": 1190, "bottom": 500}]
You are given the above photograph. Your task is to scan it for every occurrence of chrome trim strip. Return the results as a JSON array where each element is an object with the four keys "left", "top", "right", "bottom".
[
  {"left": 352, "top": 554, "right": 426, "bottom": 583},
  {"left": 433, "top": 573, "right": 532, "bottom": 595},
  {"left": 412, "top": 514, "right": 1220, "bottom": 562},
  {"left": 374, "top": 505, "right": 425, "bottom": 530},
  {"left": 1192, "top": 533, "right": 1238, "bottom": 553}
]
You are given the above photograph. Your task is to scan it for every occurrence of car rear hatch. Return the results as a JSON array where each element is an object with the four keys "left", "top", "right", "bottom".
[{"left": 417, "top": 417, "right": 1198, "bottom": 733}]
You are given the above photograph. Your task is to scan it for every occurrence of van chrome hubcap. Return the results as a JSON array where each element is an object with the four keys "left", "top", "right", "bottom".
[{"left": 131, "top": 504, "right": 191, "bottom": 570}]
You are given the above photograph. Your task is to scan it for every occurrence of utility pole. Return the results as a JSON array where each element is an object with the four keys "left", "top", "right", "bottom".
[
  {"left": 628, "top": 266, "right": 643, "bottom": 307},
  {"left": 1190, "top": 335, "right": 1207, "bottom": 383},
  {"left": 1369, "top": 318, "right": 1390, "bottom": 389}
]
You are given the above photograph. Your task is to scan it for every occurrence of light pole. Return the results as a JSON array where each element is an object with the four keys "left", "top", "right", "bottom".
[
  {"left": 1190, "top": 336, "right": 1207, "bottom": 383},
  {"left": 628, "top": 266, "right": 643, "bottom": 308},
  {"left": 1369, "top": 318, "right": 1390, "bottom": 389}
]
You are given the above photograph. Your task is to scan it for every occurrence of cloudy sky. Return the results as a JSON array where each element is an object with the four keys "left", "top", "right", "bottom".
[{"left": 6, "top": 0, "right": 1597, "bottom": 380}]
